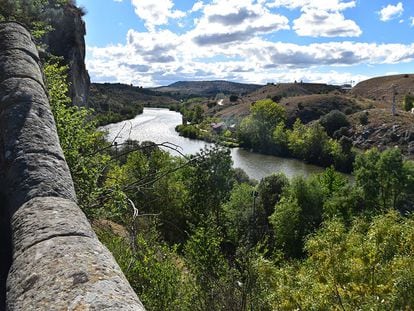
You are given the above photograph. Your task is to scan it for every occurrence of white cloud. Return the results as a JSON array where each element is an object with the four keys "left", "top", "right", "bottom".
[
  {"left": 268, "top": 0, "right": 356, "bottom": 11},
  {"left": 293, "top": 9, "right": 361, "bottom": 37},
  {"left": 267, "top": 0, "right": 360, "bottom": 37},
  {"left": 131, "top": 0, "right": 185, "bottom": 30},
  {"left": 189, "top": 0, "right": 289, "bottom": 45},
  {"left": 190, "top": 1, "right": 205, "bottom": 12},
  {"left": 113, "top": 0, "right": 123, "bottom": 2},
  {"left": 379, "top": 2, "right": 403, "bottom": 22},
  {"left": 86, "top": 24, "right": 414, "bottom": 87},
  {"left": 410, "top": 17, "right": 414, "bottom": 26},
  {"left": 83, "top": 0, "right": 412, "bottom": 87}
]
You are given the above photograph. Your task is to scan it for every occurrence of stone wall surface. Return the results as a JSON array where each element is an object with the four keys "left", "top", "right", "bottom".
[{"left": 0, "top": 22, "right": 145, "bottom": 311}]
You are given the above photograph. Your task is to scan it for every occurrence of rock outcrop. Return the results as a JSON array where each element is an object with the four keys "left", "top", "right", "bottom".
[
  {"left": 0, "top": 22, "right": 145, "bottom": 310},
  {"left": 44, "top": 3, "right": 90, "bottom": 107}
]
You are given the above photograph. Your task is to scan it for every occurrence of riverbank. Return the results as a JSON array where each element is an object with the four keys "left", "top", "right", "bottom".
[{"left": 100, "top": 108, "right": 333, "bottom": 180}]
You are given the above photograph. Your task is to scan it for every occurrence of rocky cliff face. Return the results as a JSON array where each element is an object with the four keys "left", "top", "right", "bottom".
[{"left": 44, "top": 4, "right": 90, "bottom": 107}]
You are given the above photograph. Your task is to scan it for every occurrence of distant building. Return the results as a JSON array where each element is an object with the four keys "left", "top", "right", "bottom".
[{"left": 341, "top": 84, "right": 353, "bottom": 91}]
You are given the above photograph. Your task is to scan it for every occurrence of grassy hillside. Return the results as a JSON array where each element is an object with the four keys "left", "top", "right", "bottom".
[
  {"left": 214, "top": 83, "right": 355, "bottom": 125},
  {"left": 244, "top": 82, "right": 341, "bottom": 102},
  {"left": 351, "top": 74, "right": 414, "bottom": 108}
]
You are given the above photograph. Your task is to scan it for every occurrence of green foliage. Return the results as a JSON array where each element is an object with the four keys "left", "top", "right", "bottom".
[
  {"left": 287, "top": 120, "right": 340, "bottom": 166},
  {"left": 97, "top": 226, "right": 197, "bottom": 311},
  {"left": 269, "top": 176, "right": 324, "bottom": 258},
  {"left": 223, "top": 183, "right": 256, "bottom": 246},
  {"left": 44, "top": 60, "right": 110, "bottom": 213},
  {"left": 402, "top": 94, "right": 414, "bottom": 111},
  {"left": 272, "top": 122, "right": 289, "bottom": 155},
  {"left": 0, "top": 0, "right": 72, "bottom": 39},
  {"left": 320, "top": 109, "right": 350, "bottom": 136},
  {"left": 269, "top": 196, "right": 302, "bottom": 258},
  {"left": 175, "top": 124, "right": 201, "bottom": 139},
  {"left": 104, "top": 144, "right": 189, "bottom": 243},
  {"left": 354, "top": 148, "right": 412, "bottom": 211},
  {"left": 184, "top": 146, "right": 234, "bottom": 227},
  {"left": 238, "top": 99, "right": 286, "bottom": 153},
  {"left": 265, "top": 211, "right": 414, "bottom": 310},
  {"left": 257, "top": 173, "right": 289, "bottom": 218},
  {"left": 183, "top": 104, "right": 204, "bottom": 124}
]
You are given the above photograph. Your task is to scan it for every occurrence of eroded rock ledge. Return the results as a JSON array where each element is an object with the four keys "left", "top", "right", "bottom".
[{"left": 0, "top": 22, "right": 145, "bottom": 311}]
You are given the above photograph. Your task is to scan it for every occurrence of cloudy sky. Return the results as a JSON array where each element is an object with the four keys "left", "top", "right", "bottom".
[{"left": 76, "top": 0, "right": 414, "bottom": 87}]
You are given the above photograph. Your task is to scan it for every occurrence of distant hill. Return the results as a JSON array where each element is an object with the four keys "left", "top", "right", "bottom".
[
  {"left": 244, "top": 82, "right": 341, "bottom": 103},
  {"left": 88, "top": 83, "right": 179, "bottom": 125},
  {"left": 152, "top": 80, "right": 263, "bottom": 97},
  {"left": 89, "top": 83, "right": 179, "bottom": 109},
  {"left": 351, "top": 74, "right": 414, "bottom": 108},
  {"left": 214, "top": 83, "right": 350, "bottom": 124}
]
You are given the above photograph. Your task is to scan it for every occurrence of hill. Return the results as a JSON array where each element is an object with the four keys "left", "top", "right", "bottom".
[
  {"left": 88, "top": 83, "right": 179, "bottom": 125},
  {"left": 351, "top": 74, "right": 414, "bottom": 108},
  {"left": 153, "top": 80, "right": 263, "bottom": 97},
  {"left": 213, "top": 83, "right": 355, "bottom": 124},
  {"left": 243, "top": 82, "right": 341, "bottom": 103}
]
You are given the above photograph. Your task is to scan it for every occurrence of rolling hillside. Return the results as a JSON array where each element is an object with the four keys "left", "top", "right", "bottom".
[
  {"left": 152, "top": 80, "right": 263, "bottom": 97},
  {"left": 351, "top": 74, "right": 414, "bottom": 108}
]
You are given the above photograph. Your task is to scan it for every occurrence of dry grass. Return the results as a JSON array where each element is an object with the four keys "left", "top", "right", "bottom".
[{"left": 351, "top": 74, "right": 414, "bottom": 108}]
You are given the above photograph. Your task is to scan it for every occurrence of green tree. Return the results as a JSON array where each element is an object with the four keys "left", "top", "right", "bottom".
[
  {"left": 354, "top": 148, "right": 410, "bottom": 211},
  {"left": 184, "top": 146, "right": 234, "bottom": 228},
  {"left": 238, "top": 99, "right": 286, "bottom": 153},
  {"left": 44, "top": 60, "right": 110, "bottom": 213},
  {"left": 264, "top": 211, "right": 414, "bottom": 310},
  {"left": 320, "top": 110, "right": 350, "bottom": 136},
  {"left": 269, "top": 176, "right": 324, "bottom": 258},
  {"left": 223, "top": 183, "right": 256, "bottom": 246},
  {"left": 0, "top": 0, "right": 73, "bottom": 39}
]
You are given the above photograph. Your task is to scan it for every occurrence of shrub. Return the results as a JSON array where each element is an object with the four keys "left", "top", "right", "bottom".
[
  {"left": 359, "top": 111, "right": 369, "bottom": 125},
  {"left": 320, "top": 110, "right": 350, "bottom": 136},
  {"left": 229, "top": 95, "right": 238, "bottom": 102},
  {"left": 402, "top": 94, "right": 414, "bottom": 111}
]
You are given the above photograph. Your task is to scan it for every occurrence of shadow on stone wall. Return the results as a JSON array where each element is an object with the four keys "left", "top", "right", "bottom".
[{"left": 0, "top": 191, "right": 11, "bottom": 311}]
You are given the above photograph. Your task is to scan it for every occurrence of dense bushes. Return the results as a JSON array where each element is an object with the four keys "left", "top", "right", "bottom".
[
  {"left": 175, "top": 124, "right": 201, "bottom": 139},
  {"left": 238, "top": 99, "right": 354, "bottom": 172},
  {"left": 320, "top": 109, "right": 350, "bottom": 136}
]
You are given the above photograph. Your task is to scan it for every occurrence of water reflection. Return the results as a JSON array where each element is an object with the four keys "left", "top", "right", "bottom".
[{"left": 102, "top": 108, "right": 326, "bottom": 181}]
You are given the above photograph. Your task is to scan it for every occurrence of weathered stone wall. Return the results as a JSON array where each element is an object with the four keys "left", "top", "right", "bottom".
[{"left": 0, "top": 22, "right": 145, "bottom": 310}]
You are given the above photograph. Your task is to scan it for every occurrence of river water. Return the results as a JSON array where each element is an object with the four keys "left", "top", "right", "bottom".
[{"left": 101, "top": 108, "right": 325, "bottom": 181}]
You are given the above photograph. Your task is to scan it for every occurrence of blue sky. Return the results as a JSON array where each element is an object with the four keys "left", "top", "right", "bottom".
[{"left": 76, "top": 0, "right": 414, "bottom": 87}]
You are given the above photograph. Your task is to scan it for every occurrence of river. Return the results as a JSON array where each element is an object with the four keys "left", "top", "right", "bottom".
[{"left": 101, "top": 108, "right": 325, "bottom": 181}]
